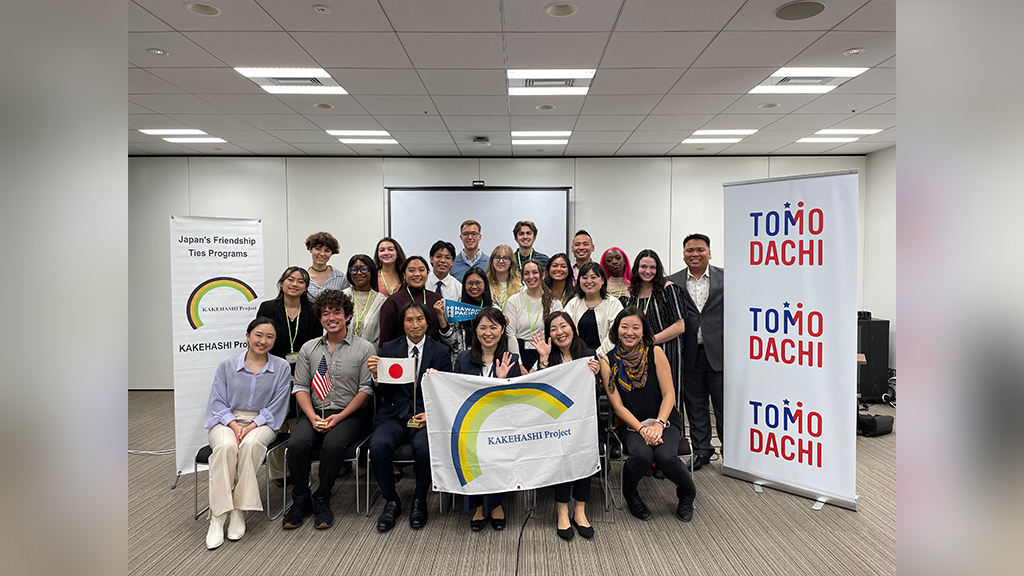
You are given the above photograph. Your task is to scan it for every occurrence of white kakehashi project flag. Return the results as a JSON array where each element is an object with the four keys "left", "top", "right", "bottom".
[
  {"left": 378, "top": 357, "right": 416, "bottom": 384},
  {"left": 422, "top": 359, "right": 600, "bottom": 495}
]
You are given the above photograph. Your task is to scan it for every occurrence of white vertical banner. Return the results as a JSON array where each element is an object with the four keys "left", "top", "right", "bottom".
[
  {"left": 170, "top": 215, "right": 264, "bottom": 476},
  {"left": 722, "top": 171, "right": 858, "bottom": 510}
]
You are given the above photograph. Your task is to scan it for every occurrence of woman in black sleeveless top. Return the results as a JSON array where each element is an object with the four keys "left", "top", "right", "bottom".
[{"left": 600, "top": 306, "right": 696, "bottom": 522}]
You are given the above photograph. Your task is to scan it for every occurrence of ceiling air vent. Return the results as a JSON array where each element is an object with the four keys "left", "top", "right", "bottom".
[
  {"left": 268, "top": 77, "right": 325, "bottom": 87},
  {"left": 774, "top": 76, "right": 832, "bottom": 86},
  {"left": 525, "top": 78, "right": 575, "bottom": 88}
]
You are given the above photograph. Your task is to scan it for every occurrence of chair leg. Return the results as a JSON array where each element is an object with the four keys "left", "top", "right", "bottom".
[{"left": 194, "top": 461, "right": 210, "bottom": 520}]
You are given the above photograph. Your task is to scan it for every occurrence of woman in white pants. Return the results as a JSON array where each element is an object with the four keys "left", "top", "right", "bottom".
[{"left": 203, "top": 317, "right": 291, "bottom": 549}]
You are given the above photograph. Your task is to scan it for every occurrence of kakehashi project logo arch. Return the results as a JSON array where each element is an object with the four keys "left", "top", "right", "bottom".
[
  {"left": 186, "top": 276, "right": 258, "bottom": 329},
  {"left": 450, "top": 382, "right": 574, "bottom": 486}
]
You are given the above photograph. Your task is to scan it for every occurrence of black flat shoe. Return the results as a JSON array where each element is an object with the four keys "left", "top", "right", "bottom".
[
  {"left": 557, "top": 525, "right": 574, "bottom": 541},
  {"left": 572, "top": 517, "right": 594, "bottom": 539},
  {"left": 470, "top": 517, "right": 486, "bottom": 532},
  {"left": 489, "top": 515, "right": 506, "bottom": 531},
  {"left": 376, "top": 500, "right": 402, "bottom": 533}
]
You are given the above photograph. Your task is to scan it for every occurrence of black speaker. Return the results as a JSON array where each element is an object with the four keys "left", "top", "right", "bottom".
[{"left": 857, "top": 318, "right": 890, "bottom": 402}]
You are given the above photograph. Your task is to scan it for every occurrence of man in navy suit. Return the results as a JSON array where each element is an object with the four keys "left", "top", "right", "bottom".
[
  {"left": 367, "top": 301, "right": 453, "bottom": 532},
  {"left": 668, "top": 234, "right": 724, "bottom": 471}
]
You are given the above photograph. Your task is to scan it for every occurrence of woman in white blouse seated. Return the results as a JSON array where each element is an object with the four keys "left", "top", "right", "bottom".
[
  {"left": 563, "top": 262, "right": 624, "bottom": 351},
  {"left": 342, "top": 253, "right": 387, "bottom": 351},
  {"left": 203, "top": 317, "right": 292, "bottom": 549},
  {"left": 504, "top": 259, "right": 562, "bottom": 370}
]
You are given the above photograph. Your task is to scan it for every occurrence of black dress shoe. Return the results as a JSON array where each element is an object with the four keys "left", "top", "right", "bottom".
[
  {"left": 623, "top": 491, "right": 651, "bottom": 520},
  {"left": 470, "top": 516, "right": 486, "bottom": 532},
  {"left": 409, "top": 499, "right": 428, "bottom": 530},
  {"left": 572, "top": 517, "right": 594, "bottom": 539},
  {"left": 691, "top": 453, "right": 712, "bottom": 471},
  {"left": 557, "top": 525, "right": 574, "bottom": 541},
  {"left": 376, "top": 500, "right": 402, "bottom": 533},
  {"left": 676, "top": 498, "right": 694, "bottom": 522},
  {"left": 489, "top": 515, "right": 506, "bottom": 531}
]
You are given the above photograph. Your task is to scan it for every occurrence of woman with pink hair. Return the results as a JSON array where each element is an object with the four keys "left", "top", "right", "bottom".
[{"left": 601, "top": 247, "right": 631, "bottom": 299}]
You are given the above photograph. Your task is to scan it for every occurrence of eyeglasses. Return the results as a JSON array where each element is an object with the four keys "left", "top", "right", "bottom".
[
  {"left": 461, "top": 232, "right": 480, "bottom": 238},
  {"left": 349, "top": 266, "right": 369, "bottom": 273},
  {"left": 433, "top": 255, "right": 454, "bottom": 261},
  {"left": 493, "top": 256, "right": 511, "bottom": 262}
]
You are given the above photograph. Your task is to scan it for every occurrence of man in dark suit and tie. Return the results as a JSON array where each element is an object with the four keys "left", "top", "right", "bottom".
[
  {"left": 668, "top": 234, "right": 724, "bottom": 471},
  {"left": 367, "top": 301, "right": 453, "bottom": 532}
]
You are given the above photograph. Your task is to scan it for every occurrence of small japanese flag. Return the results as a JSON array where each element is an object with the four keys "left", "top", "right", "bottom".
[{"left": 378, "top": 357, "right": 416, "bottom": 384}]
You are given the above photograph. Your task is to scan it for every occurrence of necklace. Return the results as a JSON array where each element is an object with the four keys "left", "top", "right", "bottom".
[{"left": 310, "top": 265, "right": 328, "bottom": 273}]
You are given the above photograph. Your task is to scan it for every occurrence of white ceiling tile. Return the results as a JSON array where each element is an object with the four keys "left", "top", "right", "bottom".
[
  {"left": 650, "top": 94, "right": 740, "bottom": 115},
  {"left": 505, "top": 32, "right": 608, "bottom": 68},
  {"left": 828, "top": 113, "right": 895, "bottom": 131},
  {"left": 234, "top": 114, "right": 321, "bottom": 130},
  {"left": 692, "top": 31, "right": 822, "bottom": 67},
  {"left": 134, "top": 0, "right": 283, "bottom": 31},
  {"left": 129, "top": 102, "right": 156, "bottom": 114},
  {"left": 508, "top": 116, "right": 578, "bottom": 131},
  {"left": 617, "top": 0, "right": 745, "bottom": 32},
  {"left": 403, "top": 145, "right": 462, "bottom": 156},
  {"left": 720, "top": 93, "right": 821, "bottom": 115},
  {"left": 128, "top": 129, "right": 163, "bottom": 143},
  {"left": 636, "top": 114, "right": 715, "bottom": 130},
  {"left": 441, "top": 116, "right": 511, "bottom": 131},
  {"left": 569, "top": 131, "right": 633, "bottom": 145},
  {"left": 418, "top": 69, "right": 508, "bottom": 96},
  {"left": 149, "top": 67, "right": 264, "bottom": 94},
  {"left": 794, "top": 93, "right": 892, "bottom": 115},
  {"left": 668, "top": 141, "right": 737, "bottom": 154},
  {"left": 877, "top": 55, "right": 895, "bottom": 68},
  {"left": 397, "top": 33, "right": 503, "bottom": 69},
  {"left": 830, "top": 67, "right": 895, "bottom": 95},
  {"left": 265, "top": 130, "right": 340, "bottom": 144},
  {"left": 863, "top": 97, "right": 895, "bottom": 114},
  {"left": 291, "top": 143, "right": 358, "bottom": 156},
  {"left": 129, "top": 32, "right": 225, "bottom": 67},
  {"left": 764, "top": 113, "right": 854, "bottom": 129},
  {"left": 512, "top": 148, "right": 567, "bottom": 157},
  {"left": 128, "top": 146, "right": 153, "bottom": 155},
  {"left": 670, "top": 67, "right": 775, "bottom": 94},
  {"left": 433, "top": 96, "right": 509, "bottom": 116},
  {"left": 379, "top": 0, "right": 502, "bottom": 32},
  {"left": 580, "top": 95, "right": 663, "bottom": 115},
  {"left": 739, "top": 129, "right": 816, "bottom": 143},
  {"left": 458, "top": 145, "right": 514, "bottom": 156},
  {"left": 346, "top": 143, "right": 410, "bottom": 156},
  {"left": 258, "top": 0, "right": 393, "bottom": 32},
  {"left": 205, "top": 129, "right": 282, "bottom": 143},
  {"left": 710, "top": 142, "right": 785, "bottom": 155},
  {"left": 826, "top": 142, "right": 894, "bottom": 155},
  {"left": 771, "top": 142, "right": 850, "bottom": 155},
  {"left": 836, "top": 0, "right": 896, "bottom": 32},
  {"left": 183, "top": 31, "right": 317, "bottom": 67},
  {"left": 373, "top": 115, "right": 450, "bottom": 131},
  {"left": 625, "top": 131, "right": 691, "bottom": 144},
  {"left": 725, "top": 0, "right": 869, "bottom": 31},
  {"left": 601, "top": 32, "right": 715, "bottom": 69},
  {"left": 235, "top": 143, "right": 306, "bottom": 155},
  {"left": 392, "top": 131, "right": 458, "bottom": 145},
  {"left": 129, "top": 142, "right": 200, "bottom": 154},
  {"left": 786, "top": 31, "right": 896, "bottom": 68},
  {"left": 129, "top": 68, "right": 184, "bottom": 93},
  {"left": 450, "top": 132, "right": 508, "bottom": 145},
  {"left": 165, "top": 113, "right": 258, "bottom": 129},
  {"left": 130, "top": 2, "right": 173, "bottom": 32},
  {"left": 589, "top": 69, "right": 685, "bottom": 95},
  {"left": 325, "top": 69, "right": 427, "bottom": 95},
  {"left": 697, "top": 114, "right": 784, "bottom": 130},
  {"left": 274, "top": 95, "right": 368, "bottom": 115},
  {"left": 510, "top": 95, "right": 584, "bottom": 116},
  {"left": 564, "top": 144, "right": 620, "bottom": 156},
  {"left": 616, "top": 143, "right": 675, "bottom": 155},
  {"left": 859, "top": 128, "right": 896, "bottom": 142},
  {"left": 504, "top": 0, "right": 621, "bottom": 32},
  {"left": 573, "top": 116, "right": 646, "bottom": 131},
  {"left": 130, "top": 93, "right": 225, "bottom": 114},
  {"left": 302, "top": 115, "right": 385, "bottom": 130},
  {"left": 197, "top": 93, "right": 295, "bottom": 114},
  {"left": 292, "top": 32, "right": 413, "bottom": 68},
  {"left": 350, "top": 95, "right": 438, "bottom": 115},
  {"left": 197, "top": 143, "right": 255, "bottom": 155}
]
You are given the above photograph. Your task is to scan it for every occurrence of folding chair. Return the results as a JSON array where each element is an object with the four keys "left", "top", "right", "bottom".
[{"left": 603, "top": 409, "right": 693, "bottom": 511}]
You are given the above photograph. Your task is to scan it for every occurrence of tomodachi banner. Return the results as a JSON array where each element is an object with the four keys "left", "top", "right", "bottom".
[
  {"left": 722, "top": 171, "right": 858, "bottom": 509},
  {"left": 423, "top": 359, "right": 600, "bottom": 495},
  {"left": 170, "top": 215, "right": 264, "bottom": 476}
]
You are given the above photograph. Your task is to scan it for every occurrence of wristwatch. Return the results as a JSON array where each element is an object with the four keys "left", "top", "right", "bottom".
[{"left": 656, "top": 419, "right": 669, "bottom": 428}]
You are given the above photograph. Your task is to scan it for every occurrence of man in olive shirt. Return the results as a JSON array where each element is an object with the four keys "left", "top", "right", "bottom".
[{"left": 282, "top": 289, "right": 375, "bottom": 530}]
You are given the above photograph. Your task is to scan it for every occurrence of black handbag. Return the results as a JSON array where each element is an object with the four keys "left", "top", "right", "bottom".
[{"left": 857, "top": 413, "right": 894, "bottom": 437}]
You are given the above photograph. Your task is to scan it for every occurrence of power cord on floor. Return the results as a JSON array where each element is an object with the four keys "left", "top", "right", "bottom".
[
  {"left": 513, "top": 509, "right": 533, "bottom": 576},
  {"left": 128, "top": 449, "right": 176, "bottom": 455}
]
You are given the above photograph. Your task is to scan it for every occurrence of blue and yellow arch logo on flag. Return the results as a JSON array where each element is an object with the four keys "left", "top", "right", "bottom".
[
  {"left": 450, "top": 383, "right": 574, "bottom": 486},
  {"left": 186, "top": 276, "right": 258, "bottom": 329}
]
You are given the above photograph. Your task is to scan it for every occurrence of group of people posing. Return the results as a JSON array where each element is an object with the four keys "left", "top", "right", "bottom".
[{"left": 202, "top": 219, "right": 725, "bottom": 549}]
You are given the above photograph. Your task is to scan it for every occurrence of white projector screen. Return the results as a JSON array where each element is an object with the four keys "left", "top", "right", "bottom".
[{"left": 388, "top": 188, "right": 570, "bottom": 262}]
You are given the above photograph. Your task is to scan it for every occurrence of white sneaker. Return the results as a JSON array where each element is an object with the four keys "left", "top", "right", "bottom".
[
  {"left": 206, "top": 513, "right": 227, "bottom": 549},
  {"left": 227, "top": 510, "right": 245, "bottom": 541}
]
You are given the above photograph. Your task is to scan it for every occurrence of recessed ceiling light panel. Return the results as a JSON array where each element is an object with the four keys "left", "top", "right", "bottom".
[
  {"left": 692, "top": 129, "right": 758, "bottom": 136},
  {"left": 185, "top": 2, "right": 222, "bottom": 17},
  {"left": 261, "top": 85, "right": 348, "bottom": 95},
  {"left": 681, "top": 138, "right": 742, "bottom": 144},
  {"left": 507, "top": 69, "right": 595, "bottom": 79},
  {"left": 146, "top": 48, "right": 169, "bottom": 56},
  {"left": 509, "top": 87, "right": 588, "bottom": 96},
  {"left": 796, "top": 137, "right": 860, "bottom": 143},
  {"left": 843, "top": 47, "right": 866, "bottom": 56},
  {"left": 772, "top": 67, "right": 868, "bottom": 78},
  {"left": 327, "top": 130, "right": 390, "bottom": 136},
  {"left": 140, "top": 129, "right": 207, "bottom": 135},
  {"left": 164, "top": 137, "right": 226, "bottom": 143},
  {"left": 815, "top": 129, "right": 882, "bottom": 135},
  {"left": 544, "top": 2, "right": 579, "bottom": 17},
  {"left": 749, "top": 85, "right": 836, "bottom": 94},
  {"left": 236, "top": 68, "right": 331, "bottom": 78},
  {"left": 511, "top": 131, "right": 572, "bottom": 137},
  {"left": 337, "top": 138, "right": 398, "bottom": 144},
  {"left": 512, "top": 140, "right": 569, "bottom": 145}
]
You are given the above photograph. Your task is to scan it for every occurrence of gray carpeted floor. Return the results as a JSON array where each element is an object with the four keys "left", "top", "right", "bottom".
[{"left": 129, "top": 391, "right": 895, "bottom": 575}]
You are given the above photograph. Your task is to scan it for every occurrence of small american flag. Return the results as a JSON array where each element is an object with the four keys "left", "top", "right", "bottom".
[{"left": 311, "top": 355, "right": 331, "bottom": 402}]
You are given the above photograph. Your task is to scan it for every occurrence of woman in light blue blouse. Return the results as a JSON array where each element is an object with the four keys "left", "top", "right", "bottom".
[{"left": 203, "top": 317, "right": 292, "bottom": 549}]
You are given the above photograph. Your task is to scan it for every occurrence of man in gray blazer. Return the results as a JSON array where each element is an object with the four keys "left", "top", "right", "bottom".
[{"left": 667, "top": 234, "right": 724, "bottom": 471}]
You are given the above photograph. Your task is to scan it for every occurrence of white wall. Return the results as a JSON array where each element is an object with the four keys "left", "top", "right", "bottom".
[{"left": 129, "top": 153, "right": 895, "bottom": 389}]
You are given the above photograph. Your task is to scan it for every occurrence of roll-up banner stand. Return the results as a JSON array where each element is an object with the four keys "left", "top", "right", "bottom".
[
  {"left": 169, "top": 215, "right": 264, "bottom": 480},
  {"left": 721, "top": 171, "right": 859, "bottom": 510}
]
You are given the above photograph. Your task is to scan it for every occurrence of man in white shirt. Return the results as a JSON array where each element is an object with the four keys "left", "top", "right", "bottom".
[
  {"left": 427, "top": 240, "right": 462, "bottom": 301},
  {"left": 450, "top": 220, "right": 488, "bottom": 282}
]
